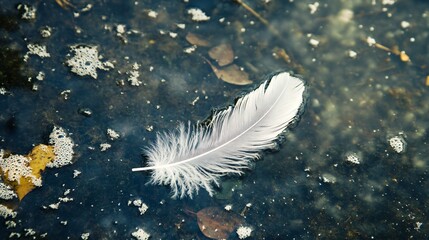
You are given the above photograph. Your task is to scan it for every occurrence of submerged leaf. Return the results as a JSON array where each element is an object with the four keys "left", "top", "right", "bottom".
[
  {"left": 197, "top": 207, "right": 244, "bottom": 239},
  {"left": 208, "top": 61, "right": 252, "bottom": 85},
  {"left": 185, "top": 32, "right": 210, "bottom": 47},
  {"left": 208, "top": 43, "right": 234, "bottom": 66}
]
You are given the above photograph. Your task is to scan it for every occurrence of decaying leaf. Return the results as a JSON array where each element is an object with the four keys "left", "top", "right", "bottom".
[
  {"left": 272, "top": 47, "right": 305, "bottom": 74},
  {"left": 197, "top": 207, "right": 244, "bottom": 239},
  {"left": 208, "top": 43, "right": 234, "bottom": 66},
  {"left": 273, "top": 47, "right": 291, "bottom": 63},
  {"left": 206, "top": 59, "right": 252, "bottom": 85},
  {"left": 2, "top": 144, "right": 55, "bottom": 200},
  {"left": 186, "top": 32, "right": 210, "bottom": 47}
]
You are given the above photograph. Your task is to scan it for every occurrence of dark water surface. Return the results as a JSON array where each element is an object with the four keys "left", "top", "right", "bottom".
[{"left": 0, "top": 0, "right": 428, "bottom": 239}]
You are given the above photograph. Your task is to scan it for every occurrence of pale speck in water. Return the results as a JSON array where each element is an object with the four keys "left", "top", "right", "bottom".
[
  {"left": 187, "top": 8, "right": 210, "bottom": 22},
  {"left": 99, "top": 143, "right": 112, "bottom": 152},
  {"left": 388, "top": 135, "right": 406, "bottom": 153}
]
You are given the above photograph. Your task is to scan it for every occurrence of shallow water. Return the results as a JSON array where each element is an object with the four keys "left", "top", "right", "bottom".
[{"left": 0, "top": 0, "right": 428, "bottom": 239}]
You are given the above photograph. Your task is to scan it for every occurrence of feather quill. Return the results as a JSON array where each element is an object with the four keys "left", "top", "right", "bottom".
[{"left": 132, "top": 72, "right": 306, "bottom": 198}]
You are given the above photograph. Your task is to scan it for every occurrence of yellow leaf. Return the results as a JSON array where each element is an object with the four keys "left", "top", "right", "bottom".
[
  {"left": 3, "top": 144, "right": 55, "bottom": 200},
  {"left": 13, "top": 176, "right": 36, "bottom": 201},
  {"left": 28, "top": 144, "right": 55, "bottom": 174}
]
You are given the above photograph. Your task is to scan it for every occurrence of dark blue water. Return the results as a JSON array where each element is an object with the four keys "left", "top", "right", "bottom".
[{"left": 0, "top": 0, "right": 428, "bottom": 239}]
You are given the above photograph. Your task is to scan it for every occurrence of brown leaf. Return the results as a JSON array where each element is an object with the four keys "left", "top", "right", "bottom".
[
  {"left": 207, "top": 60, "right": 252, "bottom": 85},
  {"left": 186, "top": 32, "right": 210, "bottom": 47},
  {"left": 197, "top": 207, "right": 244, "bottom": 239},
  {"left": 208, "top": 43, "right": 234, "bottom": 66},
  {"left": 273, "top": 47, "right": 291, "bottom": 63}
]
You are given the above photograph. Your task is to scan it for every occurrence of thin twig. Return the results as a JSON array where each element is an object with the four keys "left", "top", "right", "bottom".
[
  {"left": 234, "top": 0, "right": 269, "bottom": 26},
  {"left": 233, "top": 0, "right": 281, "bottom": 37}
]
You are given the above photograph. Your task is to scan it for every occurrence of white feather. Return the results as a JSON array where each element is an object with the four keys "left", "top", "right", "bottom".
[{"left": 132, "top": 72, "right": 306, "bottom": 198}]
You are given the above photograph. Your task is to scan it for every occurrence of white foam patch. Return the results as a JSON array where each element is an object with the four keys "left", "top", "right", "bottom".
[{"left": 47, "top": 126, "right": 75, "bottom": 168}]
